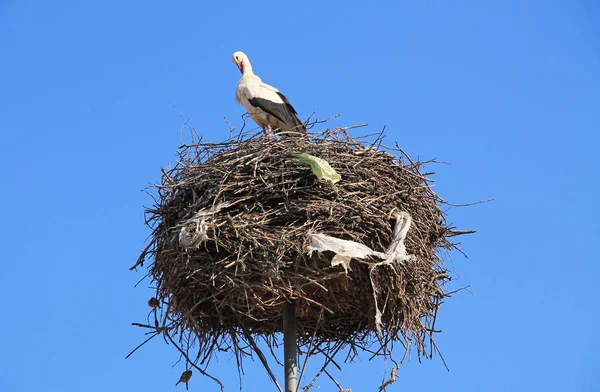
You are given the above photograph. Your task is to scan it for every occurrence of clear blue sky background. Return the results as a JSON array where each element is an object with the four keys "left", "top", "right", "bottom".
[{"left": 1, "top": 1, "right": 598, "bottom": 391}]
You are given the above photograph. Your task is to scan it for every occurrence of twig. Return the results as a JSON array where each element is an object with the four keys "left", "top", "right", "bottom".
[{"left": 378, "top": 365, "right": 399, "bottom": 391}]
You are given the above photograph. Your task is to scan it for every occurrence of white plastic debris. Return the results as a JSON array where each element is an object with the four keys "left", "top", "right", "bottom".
[
  {"left": 382, "top": 211, "right": 416, "bottom": 264},
  {"left": 306, "top": 212, "right": 415, "bottom": 270},
  {"left": 306, "top": 212, "right": 416, "bottom": 337},
  {"left": 307, "top": 234, "right": 386, "bottom": 273},
  {"left": 178, "top": 201, "right": 232, "bottom": 249}
]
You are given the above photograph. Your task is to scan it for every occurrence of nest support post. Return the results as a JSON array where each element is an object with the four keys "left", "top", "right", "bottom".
[{"left": 284, "top": 301, "right": 298, "bottom": 392}]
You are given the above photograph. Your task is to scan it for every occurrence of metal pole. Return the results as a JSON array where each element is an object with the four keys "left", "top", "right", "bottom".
[{"left": 283, "top": 301, "right": 298, "bottom": 392}]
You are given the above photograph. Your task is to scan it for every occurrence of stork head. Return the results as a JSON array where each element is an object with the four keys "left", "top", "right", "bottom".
[{"left": 232, "top": 51, "right": 248, "bottom": 74}]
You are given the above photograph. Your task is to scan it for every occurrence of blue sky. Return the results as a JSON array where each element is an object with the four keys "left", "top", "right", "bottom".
[{"left": 1, "top": 0, "right": 598, "bottom": 391}]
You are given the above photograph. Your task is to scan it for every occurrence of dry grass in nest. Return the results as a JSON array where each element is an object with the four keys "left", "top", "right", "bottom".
[{"left": 130, "top": 123, "right": 472, "bottom": 390}]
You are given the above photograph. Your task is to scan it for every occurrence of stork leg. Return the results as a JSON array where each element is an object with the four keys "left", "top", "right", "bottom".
[{"left": 263, "top": 125, "right": 275, "bottom": 138}]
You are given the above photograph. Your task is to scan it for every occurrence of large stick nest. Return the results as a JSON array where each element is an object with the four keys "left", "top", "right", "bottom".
[{"left": 132, "top": 125, "right": 469, "bottom": 389}]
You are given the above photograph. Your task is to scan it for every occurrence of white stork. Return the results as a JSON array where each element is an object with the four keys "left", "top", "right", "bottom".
[{"left": 232, "top": 51, "right": 306, "bottom": 136}]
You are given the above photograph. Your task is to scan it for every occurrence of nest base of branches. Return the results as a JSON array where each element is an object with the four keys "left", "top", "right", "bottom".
[{"left": 132, "top": 125, "right": 470, "bottom": 390}]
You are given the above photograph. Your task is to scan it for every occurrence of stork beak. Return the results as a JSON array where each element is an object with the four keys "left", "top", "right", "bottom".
[{"left": 237, "top": 62, "right": 244, "bottom": 73}]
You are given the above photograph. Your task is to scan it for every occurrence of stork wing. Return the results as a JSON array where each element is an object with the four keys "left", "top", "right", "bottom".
[{"left": 245, "top": 83, "right": 304, "bottom": 130}]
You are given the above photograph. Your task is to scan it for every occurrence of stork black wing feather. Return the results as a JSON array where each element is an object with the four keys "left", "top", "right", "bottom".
[{"left": 248, "top": 95, "right": 305, "bottom": 133}]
